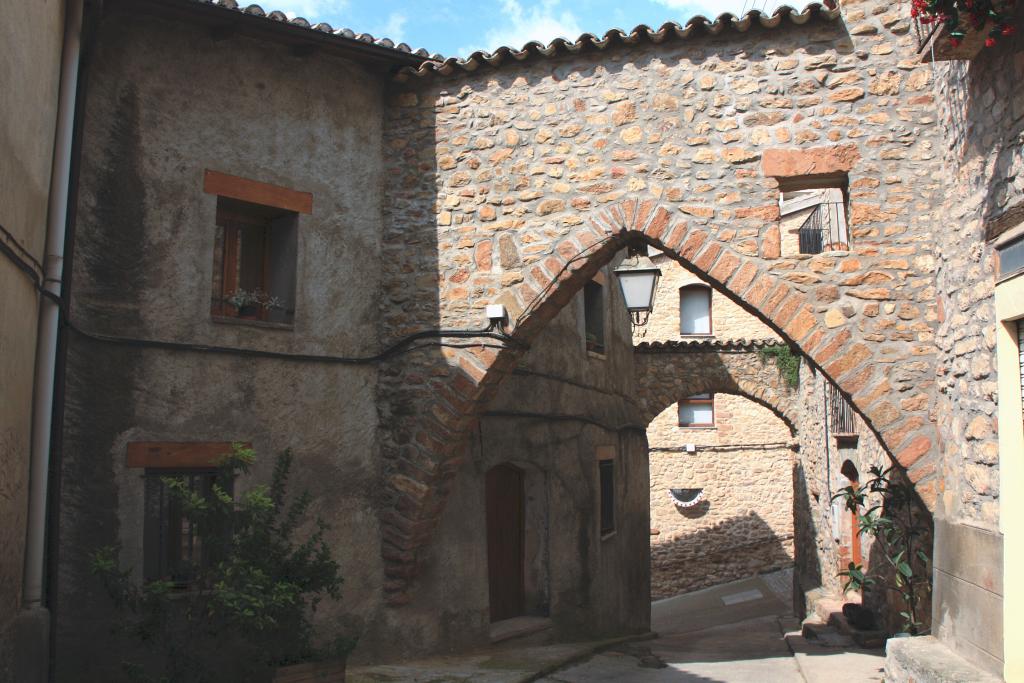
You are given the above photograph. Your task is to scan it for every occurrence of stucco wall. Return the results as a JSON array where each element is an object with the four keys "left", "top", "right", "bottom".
[
  {"left": 55, "top": 12, "right": 388, "bottom": 679},
  {"left": 0, "top": 0, "right": 64, "bottom": 678}
]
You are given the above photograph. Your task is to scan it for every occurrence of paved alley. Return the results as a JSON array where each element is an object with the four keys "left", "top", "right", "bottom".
[
  {"left": 349, "top": 573, "right": 886, "bottom": 682},
  {"left": 538, "top": 574, "right": 884, "bottom": 683}
]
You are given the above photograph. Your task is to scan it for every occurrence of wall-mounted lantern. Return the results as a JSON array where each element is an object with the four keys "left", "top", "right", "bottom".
[{"left": 613, "top": 243, "right": 662, "bottom": 327}]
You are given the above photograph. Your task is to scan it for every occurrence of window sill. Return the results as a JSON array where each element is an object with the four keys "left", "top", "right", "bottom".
[
  {"left": 211, "top": 315, "right": 294, "bottom": 331},
  {"left": 678, "top": 425, "right": 716, "bottom": 430},
  {"left": 587, "top": 350, "right": 607, "bottom": 360},
  {"left": 679, "top": 334, "right": 714, "bottom": 339},
  {"left": 600, "top": 530, "right": 616, "bottom": 541}
]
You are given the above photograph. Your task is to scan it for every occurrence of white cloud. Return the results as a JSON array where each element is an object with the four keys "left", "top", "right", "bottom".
[
  {"left": 376, "top": 12, "right": 408, "bottom": 43},
  {"left": 461, "top": 0, "right": 583, "bottom": 56}
]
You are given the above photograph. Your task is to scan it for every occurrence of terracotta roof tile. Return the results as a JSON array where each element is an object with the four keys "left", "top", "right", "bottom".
[
  {"left": 396, "top": 4, "right": 841, "bottom": 81},
  {"left": 188, "top": 0, "right": 444, "bottom": 60},
  {"left": 635, "top": 338, "right": 787, "bottom": 352}
]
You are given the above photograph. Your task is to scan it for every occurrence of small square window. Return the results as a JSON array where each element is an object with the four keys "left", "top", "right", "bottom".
[
  {"left": 679, "top": 393, "right": 714, "bottom": 427},
  {"left": 779, "top": 181, "right": 850, "bottom": 255},
  {"left": 211, "top": 196, "right": 297, "bottom": 325},
  {"left": 143, "top": 469, "right": 231, "bottom": 587},
  {"left": 599, "top": 459, "right": 615, "bottom": 536},
  {"left": 584, "top": 281, "right": 605, "bottom": 354}
]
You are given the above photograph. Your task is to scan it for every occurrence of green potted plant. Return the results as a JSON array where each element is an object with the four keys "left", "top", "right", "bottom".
[
  {"left": 832, "top": 464, "right": 932, "bottom": 636},
  {"left": 91, "top": 445, "right": 353, "bottom": 682}
]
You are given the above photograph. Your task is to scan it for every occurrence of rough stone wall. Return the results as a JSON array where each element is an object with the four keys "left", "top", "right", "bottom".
[
  {"left": 929, "top": 12, "right": 1024, "bottom": 532},
  {"left": 648, "top": 395, "right": 794, "bottom": 599},
  {"left": 0, "top": 0, "right": 64, "bottom": 679},
  {"left": 639, "top": 256, "right": 791, "bottom": 598},
  {"left": 634, "top": 255, "right": 780, "bottom": 343},
  {"left": 922, "top": 4, "right": 1024, "bottom": 674},
  {"left": 381, "top": 0, "right": 951, "bottom": 589}
]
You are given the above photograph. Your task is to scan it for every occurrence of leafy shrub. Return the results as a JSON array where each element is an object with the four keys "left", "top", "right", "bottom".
[
  {"left": 91, "top": 445, "right": 350, "bottom": 682},
  {"left": 833, "top": 464, "right": 932, "bottom": 635},
  {"left": 757, "top": 344, "right": 800, "bottom": 388}
]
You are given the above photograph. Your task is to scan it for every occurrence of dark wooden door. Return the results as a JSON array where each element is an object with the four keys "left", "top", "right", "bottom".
[{"left": 486, "top": 464, "right": 525, "bottom": 622}]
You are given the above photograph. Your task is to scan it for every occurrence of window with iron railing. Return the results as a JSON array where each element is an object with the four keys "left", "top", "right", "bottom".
[
  {"left": 780, "top": 186, "right": 850, "bottom": 255},
  {"left": 827, "top": 382, "right": 856, "bottom": 436}
]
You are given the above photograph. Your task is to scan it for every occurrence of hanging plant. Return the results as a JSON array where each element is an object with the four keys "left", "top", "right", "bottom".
[{"left": 911, "top": 0, "right": 1017, "bottom": 48}]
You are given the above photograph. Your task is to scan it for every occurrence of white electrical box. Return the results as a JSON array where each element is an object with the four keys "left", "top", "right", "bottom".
[
  {"left": 685, "top": 444, "right": 696, "bottom": 453},
  {"left": 486, "top": 304, "right": 507, "bottom": 323}
]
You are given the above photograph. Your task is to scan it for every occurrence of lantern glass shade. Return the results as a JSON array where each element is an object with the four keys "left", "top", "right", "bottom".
[{"left": 613, "top": 253, "right": 662, "bottom": 321}]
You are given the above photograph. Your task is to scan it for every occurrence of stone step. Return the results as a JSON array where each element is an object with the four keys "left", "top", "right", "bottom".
[
  {"left": 810, "top": 596, "right": 886, "bottom": 650},
  {"left": 490, "top": 615, "right": 554, "bottom": 646},
  {"left": 800, "top": 615, "right": 858, "bottom": 648}
]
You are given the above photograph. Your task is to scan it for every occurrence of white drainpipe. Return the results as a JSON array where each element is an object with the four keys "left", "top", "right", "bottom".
[{"left": 24, "top": 0, "right": 84, "bottom": 609}]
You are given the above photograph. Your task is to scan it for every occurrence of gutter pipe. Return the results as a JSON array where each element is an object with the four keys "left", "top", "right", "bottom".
[{"left": 24, "top": 0, "right": 84, "bottom": 610}]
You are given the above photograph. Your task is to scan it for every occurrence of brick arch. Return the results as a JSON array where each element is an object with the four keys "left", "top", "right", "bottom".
[
  {"left": 633, "top": 342, "right": 799, "bottom": 435},
  {"left": 381, "top": 196, "right": 938, "bottom": 604}
]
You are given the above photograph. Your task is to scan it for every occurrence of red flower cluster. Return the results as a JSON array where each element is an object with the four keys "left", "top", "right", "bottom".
[{"left": 910, "top": 0, "right": 1018, "bottom": 48}]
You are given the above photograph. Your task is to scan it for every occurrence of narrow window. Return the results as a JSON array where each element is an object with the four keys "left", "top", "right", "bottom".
[
  {"left": 584, "top": 281, "right": 605, "bottom": 354},
  {"left": 827, "top": 382, "right": 857, "bottom": 435},
  {"left": 143, "top": 469, "right": 230, "bottom": 587},
  {"left": 997, "top": 233, "right": 1024, "bottom": 281},
  {"left": 779, "top": 182, "right": 849, "bottom": 254},
  {"left": 678, "top": 393, "right": 714, "bottom": 427},
  {"left": 679, "top": 285, "right": 712, "bottom": 335},
  {"left": 599, "top": 459, "right": 615, "bottom": 536},
  {"left": 212, "top": 197, "right": 298, "bottom": 324}
]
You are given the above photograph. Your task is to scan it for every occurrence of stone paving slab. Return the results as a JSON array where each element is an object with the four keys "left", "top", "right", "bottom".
[
  {"left": 539, "top": 615, "right": 803, "bottom": 683},
  {"left": 781, "top": 618, "right": 885, "bottom": 682},
  {"left": 347, "top": 633, "right": 655, "bottom": 683}
]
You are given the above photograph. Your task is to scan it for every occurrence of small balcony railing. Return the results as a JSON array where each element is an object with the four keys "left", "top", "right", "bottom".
[
  {"left": 798, "top": 201, "right": 850, "bottom": 255},
  {"left": 827, "top": 382, "right": 856, "bottom": 436}
]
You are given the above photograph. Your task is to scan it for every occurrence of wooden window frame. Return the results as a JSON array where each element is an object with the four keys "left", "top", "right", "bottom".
[
  {"left": 204, "top": 171, "right": 308, "bottom": 327},
  {"left": 678, "top": 393, "right": 715, "bottom": 428},
  {"left": 215, "top": 209, "right": 271, "bottom": 320},
  {"left": 679, "top": 284, "right": 713, "bottom": 336}
]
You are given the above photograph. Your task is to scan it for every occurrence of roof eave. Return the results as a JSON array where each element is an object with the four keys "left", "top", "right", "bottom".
[{"left": 108, "top": 0, "right": 433, "bottom": 71}]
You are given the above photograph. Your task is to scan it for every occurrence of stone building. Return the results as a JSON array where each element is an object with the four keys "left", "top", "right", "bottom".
[
  {"left": 636, "top": 256, "right": 798, "bottom": 600},
  {"left": 2, "top": 0, "right": 1022, "bottom": 681},
  {"left": 635, "top": 254, "right": 894, "bottom": 611}
]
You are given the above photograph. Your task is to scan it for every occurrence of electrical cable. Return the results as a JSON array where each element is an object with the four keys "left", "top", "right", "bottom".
[
  {"left": 514, "top": 234, "right": 617, "bottom": 329},
  {"left": 65, "top": 320, "right": 525, "bottom": 365},
  {"left": 481, "top": 410, "right": 646, "bottom": 434},
  {"left": 0, "top": 222, "right": 61, "bottom": 306},
  {"left": 651, "top": 442, "right": 792, "bottom": 452}
]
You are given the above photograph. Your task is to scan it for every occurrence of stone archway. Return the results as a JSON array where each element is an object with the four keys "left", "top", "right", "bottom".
[
  {"left": 633, "top": 339, "right": 800, "bottom": 432},
  {"left": 381, "top": 197, "right": 938, "bottom": 604}
]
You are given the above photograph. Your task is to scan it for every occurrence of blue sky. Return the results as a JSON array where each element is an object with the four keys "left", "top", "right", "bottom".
[{"left": 264, "top": 0, "right": 800, "bottom": 58}]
